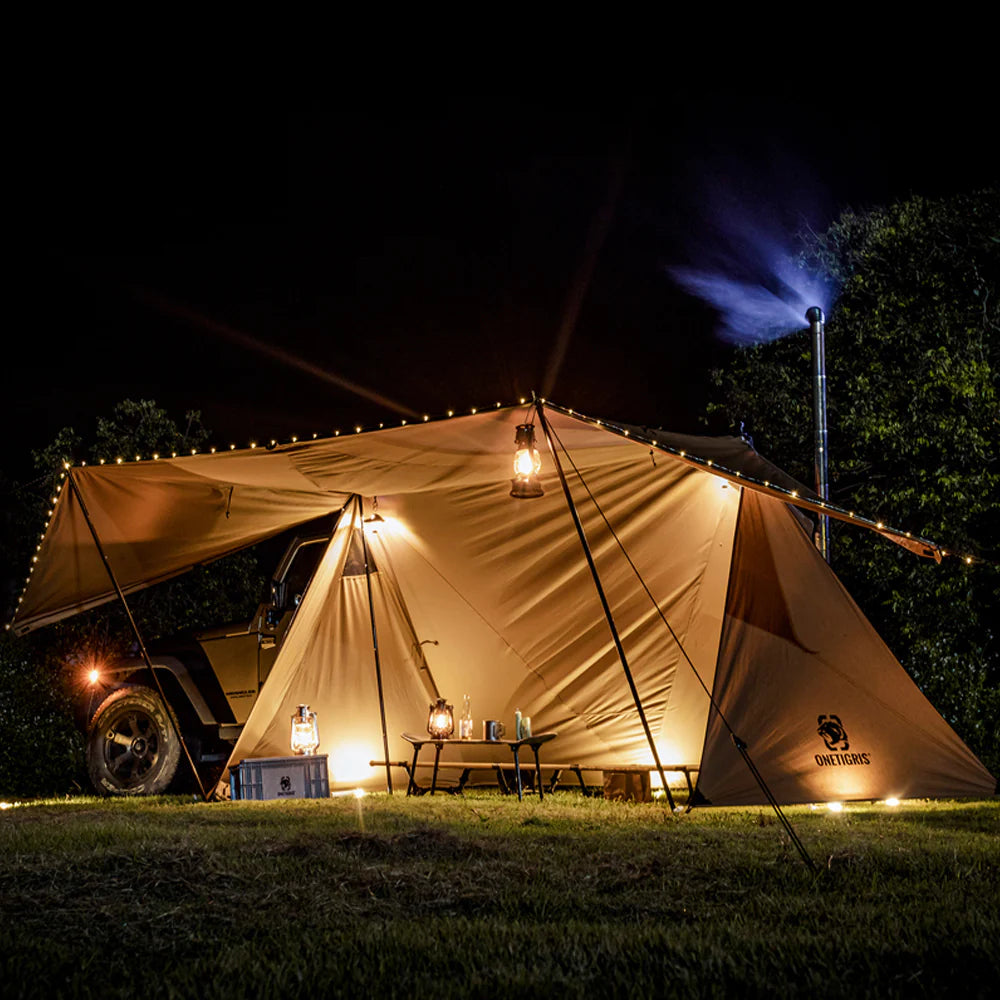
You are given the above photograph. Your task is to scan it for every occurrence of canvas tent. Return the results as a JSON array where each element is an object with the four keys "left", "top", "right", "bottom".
[{"left": 12, "top": 402, "right": 995, "bottom": 805}]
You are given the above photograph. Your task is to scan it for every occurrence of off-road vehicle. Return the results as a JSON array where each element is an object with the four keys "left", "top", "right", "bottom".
[{"left": 80, "top": 515, "right": 336, "bottom": 795}]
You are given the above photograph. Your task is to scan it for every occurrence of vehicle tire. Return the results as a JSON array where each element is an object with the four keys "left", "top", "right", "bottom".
[{"left": 87, "top": 686, "right": 182, "bottom": 795}]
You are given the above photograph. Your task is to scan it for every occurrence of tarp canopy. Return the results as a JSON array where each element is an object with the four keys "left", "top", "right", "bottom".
[{"left": 13, "top": 403, "right": 993, "bottom": 805}]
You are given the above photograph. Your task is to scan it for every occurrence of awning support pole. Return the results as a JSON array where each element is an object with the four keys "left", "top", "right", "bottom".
[
  {"left": 536, "top": 404, "right": 677, "bottom": 811},
  {"left": 67, "top": 470, "right": 210, "bottom": 801},
  {"left": 358, "top": 496, "right": 393, "bottom": 794}
]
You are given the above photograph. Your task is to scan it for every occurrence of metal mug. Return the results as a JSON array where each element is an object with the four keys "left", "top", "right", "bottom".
[{"left": 484, "top": 720, "right": 505, "bottom": 741}]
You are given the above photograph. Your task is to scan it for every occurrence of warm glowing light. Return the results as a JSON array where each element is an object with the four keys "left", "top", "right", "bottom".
[
  {"left": 827, "top": 802, "right": 844, "bottom": 813},
  {"left": 884, "top": 797, "right": 900, "bottom": 807},
  {"left": 514, "top": 449, "right": 540, "bottom": 478},
  {"left": 0, "top": 802, "right": 14, "bottom": 810},
  {"left": 510, "top": 423, "right": 544, "bottom": 499},
  {"left": 330, "top": 743, "right": 375, "bottom": 783},
  {"left": 427, "top": 698, "right": 455, "bottom": 739},
  {"left": 290, "top": 704, "right": 320, "bottom": 756},
  {"left": 87, "top": 668, "right": 100, "bottom": 685},
  {"left": 353, "top": 788, "right": 366, "bottom": 799}
]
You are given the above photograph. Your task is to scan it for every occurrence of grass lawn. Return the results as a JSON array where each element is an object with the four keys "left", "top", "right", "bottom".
[{"left": 1, "top": 792, "right": 997, "bottom": 998}]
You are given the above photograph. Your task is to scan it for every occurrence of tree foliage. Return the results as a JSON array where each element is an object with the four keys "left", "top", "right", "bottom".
[{"left": 709, "top": 189, "right": 999, "bottom": 776}]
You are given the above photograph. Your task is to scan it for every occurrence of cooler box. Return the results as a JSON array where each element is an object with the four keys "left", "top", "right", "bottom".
[{"left": 230, "top": 754, "right": 330, "bottom": 800}]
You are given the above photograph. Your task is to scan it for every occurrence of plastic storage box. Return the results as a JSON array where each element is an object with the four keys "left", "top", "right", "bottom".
[{"left": 230, "top": 754, "right": 330, "bottom": 800}]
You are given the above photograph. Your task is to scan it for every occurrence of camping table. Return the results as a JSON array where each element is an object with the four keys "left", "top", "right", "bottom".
[{"left": 401, "top": 732, "right": 558, "bottom": 801}]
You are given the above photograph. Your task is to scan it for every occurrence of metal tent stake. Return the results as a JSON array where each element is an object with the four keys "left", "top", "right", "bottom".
[
  {"left": 536, "top": 405, "right": 677, "bottom": 811},
  {"left": 358, "top": 496, "right": 393, "bottom": 794},
  {"left": 67, "top": 470, "right": 210, "bottom": 801}
]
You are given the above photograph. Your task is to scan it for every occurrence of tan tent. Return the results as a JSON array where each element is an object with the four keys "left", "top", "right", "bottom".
[{"left": 12, "top": 402, "right": 994, "bottom": 804}]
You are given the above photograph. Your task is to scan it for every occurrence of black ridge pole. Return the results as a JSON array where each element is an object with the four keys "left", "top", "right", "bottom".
[
  {"left": 67, "top": 470, "right": 210, "bottom": 801},
  {"left": 536, "top": 404, "right": 677, "bottom": 811},
  {"left": 358, "top": 496, "right": 393, "bottom": 794}
]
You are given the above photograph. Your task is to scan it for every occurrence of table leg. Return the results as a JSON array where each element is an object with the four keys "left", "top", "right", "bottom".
[
  {"left": 512, "top": 746, "right": 523, "bottom": 801},
  {"left": 407, "top": 744, "right": 421, "bottom": 796},
  {"left": 430, "top": 743, "right": 442, "bottom": 796},
  {"left": 532, "top": 744, "right": 544, "bottom": 801}
]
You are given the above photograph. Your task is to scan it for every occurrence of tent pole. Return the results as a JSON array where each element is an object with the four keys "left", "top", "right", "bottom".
[
  {"left": 66, "top": 470, "right": 210, "bottom": 802},
  {"left": 536, "top": 405, "right": 677, "bottom": 811},
  {"left": 358, "top": 496, "right": 393, "bottom": 794}
]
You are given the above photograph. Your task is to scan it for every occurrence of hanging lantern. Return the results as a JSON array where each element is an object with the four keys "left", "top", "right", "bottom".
[
  {"left": 510, "top": 423, "right": 544, "bottom": 499},
  {"left": 426, "top": 698, "right": 455, "bottom": 739},
  {"left": 290, "top": 704, "right": 320, "bottom": 756}
]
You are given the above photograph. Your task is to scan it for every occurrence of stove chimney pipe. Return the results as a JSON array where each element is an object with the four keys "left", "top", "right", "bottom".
[{"left": 806, "top": 306, "right": 830, "bottom": 562}]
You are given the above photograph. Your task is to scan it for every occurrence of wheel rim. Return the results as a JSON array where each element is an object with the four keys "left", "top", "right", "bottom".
[{"left": 102, "top": 709, "right": 162, "bottom": 788}]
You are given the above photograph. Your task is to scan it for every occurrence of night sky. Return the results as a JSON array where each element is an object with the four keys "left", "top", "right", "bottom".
[{"left": 7, "top": 90, "right": 995, "bottom": 478}]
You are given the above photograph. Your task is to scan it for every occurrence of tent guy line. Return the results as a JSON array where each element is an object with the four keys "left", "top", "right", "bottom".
[{"left": 540, "top": 406, "right": 815, "bottom": 869}]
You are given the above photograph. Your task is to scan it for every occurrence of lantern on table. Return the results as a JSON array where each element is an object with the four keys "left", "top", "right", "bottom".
[
  {"left": 290, "top": 704, "right": 320, "bottom": 755},
  {"left": 427, "top": 698, "right": 455, "bottom": 739}
]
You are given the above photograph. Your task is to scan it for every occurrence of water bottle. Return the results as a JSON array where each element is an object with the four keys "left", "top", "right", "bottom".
[{"left": 459, "top": 694, "right": 473, "bottom": 739}]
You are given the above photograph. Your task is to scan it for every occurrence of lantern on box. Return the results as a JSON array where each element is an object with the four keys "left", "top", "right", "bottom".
[
  {"left": 290, "top": 704, "right": 320, "bottom": 755},
  {"left": 427, "top": 698, "right": 455, "bottom": 739}
]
